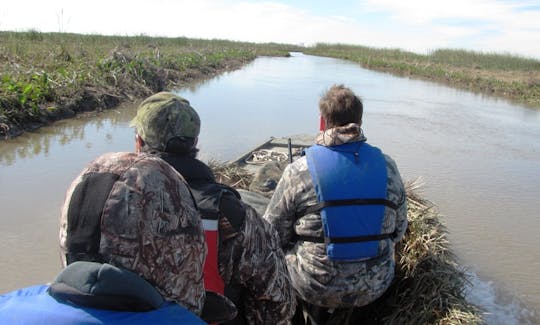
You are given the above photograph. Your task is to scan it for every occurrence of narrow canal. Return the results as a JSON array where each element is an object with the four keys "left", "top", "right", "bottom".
[{"left": 1, "top": 53, "right": 539, "bottom": 324}]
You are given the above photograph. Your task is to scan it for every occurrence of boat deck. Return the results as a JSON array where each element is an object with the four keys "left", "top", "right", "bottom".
[{"left": 230, "top": 134, "right": 314, "bottom": 174}]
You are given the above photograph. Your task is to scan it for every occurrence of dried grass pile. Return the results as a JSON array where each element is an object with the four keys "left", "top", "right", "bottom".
[
  {"left": 211, "top": 163, "right": 483, "bottom": 324},
  {"left": 208, "top": 160, "right": 253, "bottom": 190}
]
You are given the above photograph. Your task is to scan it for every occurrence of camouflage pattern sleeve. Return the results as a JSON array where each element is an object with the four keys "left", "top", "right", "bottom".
[
  {"left": 384, "top": 154, "right": 408, "bottom": 242},
  {"left": 219, "top": 203, "right": 296, "bottom": 324},
  {"left": 261, "top": 163, "right": 299, "bottom": 248}
]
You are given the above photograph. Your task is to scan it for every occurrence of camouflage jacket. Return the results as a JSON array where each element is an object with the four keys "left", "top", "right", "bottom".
[
  {"left": 59, "top": 152, "right": 206, "bottom": 314},
  {"left": 263, "top": 126, "right": 408, "bottom": 308},
  {"left": 162, "top": 155, "right": 296, "bottom": 324}
]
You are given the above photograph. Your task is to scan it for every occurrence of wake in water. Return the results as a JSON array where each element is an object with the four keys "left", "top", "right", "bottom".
[{"left": 465, "top": 270, "right": 537, "bottom": 325}]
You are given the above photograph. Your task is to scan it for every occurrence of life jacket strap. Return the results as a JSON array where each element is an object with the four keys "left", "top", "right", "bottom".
[
  {"left": 298, "top": 198, "right": 399, "bottom": 217},
  {"left": 296, "top": 231, "right": 397, "bottom": 244},
  {"left": 295, "top": 198, "right": 399, "bottom": 245}
]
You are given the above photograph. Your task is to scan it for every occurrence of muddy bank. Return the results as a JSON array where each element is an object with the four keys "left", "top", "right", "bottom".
[
  {"left": 0, "top": 31, "right": 301, "bottom": 140},
  {"left": 0, "top": 50, "right": 253, "bottom": 139}
]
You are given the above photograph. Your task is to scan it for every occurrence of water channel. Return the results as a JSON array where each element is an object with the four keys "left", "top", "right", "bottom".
[{"left": 1, "top": 53, "right": 539, "bottom": 324}]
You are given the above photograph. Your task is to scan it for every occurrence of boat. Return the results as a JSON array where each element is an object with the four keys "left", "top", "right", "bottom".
[
  {"left": 215, "top": 136, "right": 482, "bottom": 324},
  {"left": 230, "top": 134, "right": 314, "bottom": 173},
  {"left": 227, "top": 134, "right": 314, "bottom": 204}
]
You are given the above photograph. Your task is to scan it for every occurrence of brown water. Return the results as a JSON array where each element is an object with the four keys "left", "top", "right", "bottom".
[{"left": 1, "top": 53, "right": 539, "bottom": 324}]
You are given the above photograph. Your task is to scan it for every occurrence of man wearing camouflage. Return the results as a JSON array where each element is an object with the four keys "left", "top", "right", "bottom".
[
  {"left": 1, "top": 152, "right": 223, "bottom": 323},
  {"left": 263, "top": 84, "right": 408, "bottom": 324},
  {"left": 130, "top": 92, "right": 295, "bottom": 324},
  {"left": 59, "top": 152, "right": 208, "bottom": 315}
]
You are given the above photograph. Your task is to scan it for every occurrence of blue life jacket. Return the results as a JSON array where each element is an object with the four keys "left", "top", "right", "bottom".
[
  {"left": 304, "top": 142, "right": 398, "bottom": 261},
  {"left": 0, "top": 285, "right": 205, "bottom": 325}
]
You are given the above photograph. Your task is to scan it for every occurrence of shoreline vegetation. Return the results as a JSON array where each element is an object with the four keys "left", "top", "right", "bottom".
[
  {"left": 1, "top": 31, "right": 539, "bottom": 140},
  {"left": 305, "top": 44, "right": 540, "bottom": 108},
  {"left": 211, "top": 162, "right": 483, "bottom": 324},
  {"left": 0, "top": 31, "right": 299, "bottom": 139}
]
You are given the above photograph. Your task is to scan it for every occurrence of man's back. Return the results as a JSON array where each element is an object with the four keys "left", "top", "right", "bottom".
[{"left": 264, "top": 147, "right": 407, "bottom": 308}]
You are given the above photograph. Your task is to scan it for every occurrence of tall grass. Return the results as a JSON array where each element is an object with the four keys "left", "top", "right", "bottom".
[
  {"left": 430, "top": 49, "right": 540, "bottom": 71},
  {"left": 308, "top": 43, "right": 540, "bottom": 71},
  {"left": 0, "top": 31, "right": 300, "bottom": 136},
  {"left": 306, "top": 44, "right": 540, "bottom": 108}
]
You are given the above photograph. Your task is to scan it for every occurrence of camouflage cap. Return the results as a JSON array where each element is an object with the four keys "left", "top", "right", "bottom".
[
  {"left": 130, "top": 92, "right": 201, "bottom": 151},
  {"left": 59, "top": 152, "right": 206, "bottom": 314}
]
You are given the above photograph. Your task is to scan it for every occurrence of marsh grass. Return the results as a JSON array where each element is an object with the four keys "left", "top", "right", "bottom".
[
  {"left": 305, "top": 44, "right": 540, "bottom": 108},
  {"left": 211, "top": 163, "right": 483, "bottom": 324},
  {"left": 4, "top": 30, "right": 537, "bottom": 139},
  {"left": 0, "top": 31, "right": 299, "bottom": 137}
]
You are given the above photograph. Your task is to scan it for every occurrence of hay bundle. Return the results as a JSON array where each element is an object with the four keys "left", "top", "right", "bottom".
[
  {"left": 208, "top": 160, "right": 254, "bottom": 189},
  {"left": 211, "top": 164, "right": 482, "bottom": 324}
]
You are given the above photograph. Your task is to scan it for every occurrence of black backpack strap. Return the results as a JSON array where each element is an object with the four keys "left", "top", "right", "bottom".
[{"left": 64, "top": 172, "right": 120, "bottom": 264}]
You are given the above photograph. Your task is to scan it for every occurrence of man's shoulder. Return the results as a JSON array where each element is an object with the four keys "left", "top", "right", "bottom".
[
  {"left": 284, "top": 156, "right": 309, "bottom": 175},
  {"left": 276, "top": 157, "right": 310, "bottom": 190},
  {"left": 381, "top": 153, "right": 403, "bottom": 179}
]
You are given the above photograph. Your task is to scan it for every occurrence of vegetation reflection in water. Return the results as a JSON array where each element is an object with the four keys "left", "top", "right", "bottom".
[{"left": 0, "top": 108, "right": 131, "bottom": 165}]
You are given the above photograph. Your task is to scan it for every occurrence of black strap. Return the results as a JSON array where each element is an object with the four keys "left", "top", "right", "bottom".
[
  {"left": 65, "top": 172, "right": 119, "bottom": 264},
  {"left": 296, "top": 231, "right": 396, "bottom": 244},
  {"left": 298, "top": 198, "right": 399, "bottom": 217},
  {"left": 295, "top": 198, "right": 400, "bottom": 245}
]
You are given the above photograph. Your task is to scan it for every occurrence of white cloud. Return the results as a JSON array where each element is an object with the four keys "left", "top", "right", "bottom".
[
  {"left": 1, "top": 0, "right": 539, "bottom": 59},
  {"left": 358, "top": 0, "right": 540, "bottom": 56},
  {"left": 362, "top": 0, "right": 516, "bottom": 24}
]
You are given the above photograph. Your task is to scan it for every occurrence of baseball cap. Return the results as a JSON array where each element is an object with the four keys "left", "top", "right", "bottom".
[
  {"left": 130, "top": 92, "right": 201, "bottom": 151},
  {"left": 59, "top": 152, "right": 206, "bottom": 314}
]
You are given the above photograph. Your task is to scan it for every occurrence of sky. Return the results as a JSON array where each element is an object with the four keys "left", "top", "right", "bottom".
[{"left": 1, "top": 0, "right": 540, "bottom": 59}]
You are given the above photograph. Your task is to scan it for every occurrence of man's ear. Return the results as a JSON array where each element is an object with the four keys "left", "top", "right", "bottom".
[
  {"left": 194, "top": 137, "right": 198, "bottom": 146},
  {"left": 135, "top": 134, "right": 145, "bottom": 153}
]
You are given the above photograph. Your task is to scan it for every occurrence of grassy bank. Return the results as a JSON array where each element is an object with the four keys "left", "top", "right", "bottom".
[
  {"left": 211, "top": 162, "right": 483, "bottom": 324},
  {"left": 0, "top": 31, "right": 299, "bottom": 138},
  {"left": 3, "top": 32, "right": 538, "bottom": 140},
  {"left": 305, "top": 44, "right": 540, "bottom": 108}
]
